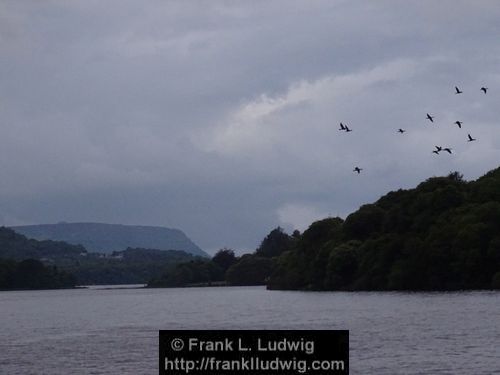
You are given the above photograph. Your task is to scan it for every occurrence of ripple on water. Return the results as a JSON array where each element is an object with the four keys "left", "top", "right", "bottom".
[{"left": 0, "top": 287, "right": 499, "bottom": 374}]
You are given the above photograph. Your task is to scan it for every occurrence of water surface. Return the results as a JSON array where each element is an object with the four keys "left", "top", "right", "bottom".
[{"left": 0, "top": 286, "right": 498, "bottom": 374}]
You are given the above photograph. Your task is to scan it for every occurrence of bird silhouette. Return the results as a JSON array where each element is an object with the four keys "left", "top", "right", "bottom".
[
  {"left": 480, "top": 87, "right": 488, "bottom": 94},
  {"left": 455, "top": 86, "right": 463, "bottom": 94},
  {"left": 467, "top": 134, "right": 476, "bottom": 142},
  {"left": 454, "top": 121, "right": 463, "bottom": 129},
  {"left": 339, "top": 122, "right": 346, "bottom": 131},
  {"left": 443, "top": 147, "right": 453, "bottom": 154},
  {"left": 397, "top": 129, "right": 406, "bottom": 133},
  {"left": 345, "top": 125, "right": 352, "bottom": 132},
  {"left": 353, "top": 167, "right": 362, "bottom": 174},
  {"left": 435, "top": 146, "right": 443, "bottom": 152},
  {"left": 426, "top": 113, "right": 434, "bottom": 122}
]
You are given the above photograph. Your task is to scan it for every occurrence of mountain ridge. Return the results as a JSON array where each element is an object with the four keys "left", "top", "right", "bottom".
[{"left": 11, "top": 222, "right": 208, "bottom": 257}]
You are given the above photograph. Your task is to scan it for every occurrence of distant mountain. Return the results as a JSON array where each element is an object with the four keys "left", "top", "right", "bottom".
[
  {"left": 0, "top": 227, "right": 202, "bottom": 285},
  {"left": 11, "top": 222, "right": 208, "bottom": 257}
]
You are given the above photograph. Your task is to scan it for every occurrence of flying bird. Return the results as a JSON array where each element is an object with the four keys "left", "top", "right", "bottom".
[
  {"left": 443, "top": 147, "right": 453, "bottom": 154},
  {"left": 339, "top": 122, "right": 346, "bottom": 131},
  {"left": 467, "top": 134, "right": 476, "bottom": 142},
  {"left": 426, "top": 113, "right": 434, "bottom": 122},
  {"left": 397, "top": 129, "right": 406, "bottom": 133},
  {"left": 480, "top": 87, "right": 488, "bottom": 94},
  {"left": 455, "top": 86, "right": 463, "bottom": 94},
  {"left": 353, "top": 167, "right": 362, "bottom": 174},
  {"left": 345, "top": 125, "right": 352, "bottom": 132},
  {"left": 435, "top": 146, "right": 443, "bottom": 152},
  {"left": 454, "top": 121, "right": 463, "bottom": 129}
]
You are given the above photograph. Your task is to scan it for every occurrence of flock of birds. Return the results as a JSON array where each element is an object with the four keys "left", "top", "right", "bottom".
[{"left": 346, "top": 85, "right": 489, "bottom": 174}]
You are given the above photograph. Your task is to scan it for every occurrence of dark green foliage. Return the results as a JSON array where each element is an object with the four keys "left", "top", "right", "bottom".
[
  {"left": 343, "top": 205, "right": 385, "bottom": 240},
  {"left": 300, "top": 218, "right": 343, "bottom": 250},
  {"left": 226, "top": 255, "right": 276, "bottom": 286},
  {"left": 255, "top": 227, "right": 293, "bottom": 258},
  {"left": 324, "top": 241, "right": 361, "bottom": 290},
  {"left": 268, "top": 167, "right": 500, "bottom": 291},
  {"left": 147, "top": 248, "right": 238, "bottom": 288},
  {"left": 267, "top": 250, "right": 306, "bottom": 290},
  {"left": 151, "top": 227, "right": 294, "bottom": 288},
  {"left": 267, "top": 218, "right": 344, "bottom": 290},
  {"left": 0, "top": 227, "right": 199, "bottom": 285},
  {"left": 0, "top": 258, "right": 76, "bottom": 290},
  {"left": 353, "top": 235, "right": 402, "bottom": 290},
  {"left": 469, "top": 168, "right": 500, "bottom": 203},
  {"left": 212, "top": 248, "right": 237, "bottom": 272},
  {"left": 492, "top": 272, "right": 500, "bottom": 289},
  {"left": 148, "top": 259, "right": 224, "bottom": 287},
  {"left": 0, "top": 227, "right": 85, "bottom": 260},
  {"left": 67, "top": 248, "right": 199, "bottom": 285}
]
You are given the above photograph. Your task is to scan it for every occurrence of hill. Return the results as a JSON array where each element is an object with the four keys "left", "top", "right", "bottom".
[
  {"left": 0, "top": 258, "right": 76, "bottom": 290},
  {"left": 65, "top": 247, "right": 201, "bottom": 285},
  {"left": 0, "top": 227, "right": 85, "bottom": 261},
  {"left": 0, "top": 227, "right": 201, "bottom": 285},
  {"left": 11, "top": 222, "right": 208, "bottom": 257},
  {"left": 147, "top": 229, "right": 292, "bottom": 288},
  {"left": 267, "top": 167, "right": 500, "bottom": 291}
]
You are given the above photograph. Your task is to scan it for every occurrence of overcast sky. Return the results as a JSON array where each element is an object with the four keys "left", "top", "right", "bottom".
[{"left": 1, "top": 1, "right": 500, "bottom": 254}]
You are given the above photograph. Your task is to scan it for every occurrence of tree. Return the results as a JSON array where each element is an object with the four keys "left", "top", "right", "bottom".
[
  {"left": 300, "top": 217, "right": 343, "bottom": 251},
  {"left": 343, "top": 204, "right": 385, "bottom": 240},
  {"left": 268, "top": 166, "right": 500, "bottom": 291},
  {"left": 324, "top": 241, "right": 360, "bottom": 290},
  {"left": 212, "top": 248, "right": 237, "bottom": 272},
  {"left": 149, "top": 260, "right": 224, "bottom": 287},
  {"left": 0, "top": 258, "right": 76, "bottom": 290},
  {"left": 256, "top": 227, "right": 292, "bottom": 258},
  {"left": 226, "top": 255, "right": 276, "bottom": 286}
]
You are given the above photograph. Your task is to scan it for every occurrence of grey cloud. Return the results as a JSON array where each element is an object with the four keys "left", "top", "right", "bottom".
[{"left": 1, "top": 1, "right": 499, "bottom": 254}]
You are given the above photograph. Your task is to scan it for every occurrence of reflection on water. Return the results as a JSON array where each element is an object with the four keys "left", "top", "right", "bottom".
[{"left": 0, "top": 286, "right": 498, "bottom": 374}]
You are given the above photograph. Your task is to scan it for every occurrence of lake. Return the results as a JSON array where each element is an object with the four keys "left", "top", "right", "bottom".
[{"left": 0, "top": 286, "right": 498, "bottom": 374}]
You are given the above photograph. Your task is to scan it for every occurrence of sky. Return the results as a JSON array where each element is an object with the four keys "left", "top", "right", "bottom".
[{"left": 1, "top": 1, "right": 500, "bottom": 254}]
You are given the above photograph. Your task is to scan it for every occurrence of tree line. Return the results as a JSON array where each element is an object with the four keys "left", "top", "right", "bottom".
[
  {"left": 0, "top": 227, "right": 199, "bottom": 286},
  {"left": 150, "top": 167, "right": 500, "bottom": 290},
  {"left": 148, "top": 227, "right": 294, "bottom": 287},
  {"left": 0, "top": 258, "right": 76, "bottom": 290},
  {"left": 2, "top": 166, "right": 499, "bottom": 291}
]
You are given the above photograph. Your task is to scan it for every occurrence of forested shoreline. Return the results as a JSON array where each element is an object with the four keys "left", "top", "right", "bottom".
[
  {"left": 269, "top": 168, "right": 500, "bottom": 291},
  {"left": 151, "top": 167, "right": 500, "bottom": 291},
  {"left": 2, "top": 167, "right": 500, "bottom": 291},
  {"left": 0, "top": 258, "right": 76, "bottom": 290},
  {"left": 0, "top": 227, "right": 200, "bottom": 286}
]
